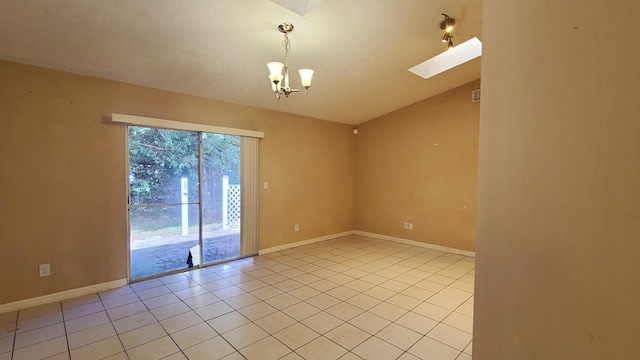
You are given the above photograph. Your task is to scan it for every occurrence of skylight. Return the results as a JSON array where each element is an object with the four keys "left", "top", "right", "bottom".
[
  {"left": 270, "top": 0, "right": 323, "bottom": 16},
  {"left": 409, "top": 37, "right": 482, "bottom": 80}
]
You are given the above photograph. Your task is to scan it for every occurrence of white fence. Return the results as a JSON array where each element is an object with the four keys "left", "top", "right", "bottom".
[{"left": 222, "top": 175, "right": 241, "bottom": 230}]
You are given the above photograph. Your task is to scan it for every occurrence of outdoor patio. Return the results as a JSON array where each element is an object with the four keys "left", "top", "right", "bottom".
[{"left": 130, "top": 231, "right": 240, "bottom": 279}]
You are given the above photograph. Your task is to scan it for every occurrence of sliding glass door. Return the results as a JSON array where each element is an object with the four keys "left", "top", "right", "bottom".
[{"left": 128, "top": 126, "right": 241, "bottom": 280}]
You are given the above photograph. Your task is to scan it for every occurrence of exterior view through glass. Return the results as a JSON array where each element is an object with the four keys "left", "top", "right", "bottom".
[{"left": 128, "top": 126, "right": 240, "bottom": 280}]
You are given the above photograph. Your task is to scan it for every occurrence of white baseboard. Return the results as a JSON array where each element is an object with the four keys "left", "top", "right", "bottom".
[
  {"left": 0, "top": 278, "right": 128, "bottom": 314},
  {"left": 258, "top": 230, "right": 474, "bottom": 258},
  {"left": 258, "top": 231, "right": 355, "bottom": 255},
  {"left": 353, "top": 230, "right": 476, "bottom": 257}
]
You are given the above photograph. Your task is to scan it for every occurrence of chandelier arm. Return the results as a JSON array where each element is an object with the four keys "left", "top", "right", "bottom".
[{"left": 275, "top": 87, "right": 306, "bottom": 97}]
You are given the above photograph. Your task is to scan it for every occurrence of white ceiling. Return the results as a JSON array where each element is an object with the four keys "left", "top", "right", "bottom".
[{"left": 0, "top": 0, "right": 482, "bottom": 125}]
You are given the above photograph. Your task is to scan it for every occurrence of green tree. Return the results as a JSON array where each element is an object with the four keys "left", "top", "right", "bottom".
[
  {"left": 202, "top": 133, "right": 240, "bottom": 184},
  {"left": 128, "top": 127, "right": 239, "bottom": 206}
]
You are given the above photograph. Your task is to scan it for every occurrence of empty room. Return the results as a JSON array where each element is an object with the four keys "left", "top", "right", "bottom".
[{"left": 1, "top": 1, "right": 638, "bottom": 360}]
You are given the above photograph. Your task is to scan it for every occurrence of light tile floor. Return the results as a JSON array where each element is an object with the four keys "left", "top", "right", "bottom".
[{"left": 0, "top": 235, "right": 474, "bottom": 360}]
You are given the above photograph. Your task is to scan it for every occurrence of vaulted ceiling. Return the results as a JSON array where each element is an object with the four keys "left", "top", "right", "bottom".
[{"left": 0, "top": 0, "right": 482, "bottom": 125}]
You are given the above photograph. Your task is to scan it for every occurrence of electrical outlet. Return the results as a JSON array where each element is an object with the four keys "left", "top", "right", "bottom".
[
  {"left": 264, "top": 181, "right": 269, "bottom": 189},
  {"left": 294, "top": 224, "right": 299, "bottom": 232},
  {"left": 403, "top": 222, "right": 409, "bottom": 230},
  {"left": 408, "top": 223, "right": 413, "bottom": 230},
  {"left": 39, "top": 264, "right": 50, "bottom": 277}
]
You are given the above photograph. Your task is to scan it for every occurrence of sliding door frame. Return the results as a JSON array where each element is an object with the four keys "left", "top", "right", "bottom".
[{"left": 116, "top": 114, "right": 263, "bottom": 283}]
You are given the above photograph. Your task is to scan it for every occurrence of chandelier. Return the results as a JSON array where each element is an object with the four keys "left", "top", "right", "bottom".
[{"left": 267, "top": 23, "right": 314, "bottom": 99}]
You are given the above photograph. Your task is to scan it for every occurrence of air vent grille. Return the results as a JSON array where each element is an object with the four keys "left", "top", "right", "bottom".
[{"left": 472, "top": 89, "right": 481, "bottom": 102}]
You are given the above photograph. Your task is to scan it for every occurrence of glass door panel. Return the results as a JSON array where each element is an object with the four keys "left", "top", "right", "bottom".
[
  {"left": 201, "top": 133, "right": 241, "bottom": 264},
  {"left": 130, "top": 204, "right": 199, "bottom": 279},
  {"left": 128, "top": 127, "right": 199, "bottom": 280}
]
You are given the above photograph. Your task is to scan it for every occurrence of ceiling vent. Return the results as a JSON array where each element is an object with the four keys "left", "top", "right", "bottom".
[{"left": 472, "top": 89, "right": 481, "bottom": 102}]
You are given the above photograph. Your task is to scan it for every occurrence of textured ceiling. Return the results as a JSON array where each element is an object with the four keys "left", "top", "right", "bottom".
[{"left": 0, "top": 0, "right": 482, "bottom": 125}]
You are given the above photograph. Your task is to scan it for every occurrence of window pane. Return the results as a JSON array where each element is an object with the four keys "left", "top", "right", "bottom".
[
  {"left": 128, "top": 126, "right": 199, "bottom": 205},
  {"left": 130, "top": 204, "right": 199, "bottom": 279},
  {"left": 202, "top": 133, "right": 241, "bottom": 263}
]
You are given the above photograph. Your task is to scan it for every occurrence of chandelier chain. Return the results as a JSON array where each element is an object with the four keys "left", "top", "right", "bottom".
[{"left": 282, "top": 34, "right": 291, "bottom": 55}]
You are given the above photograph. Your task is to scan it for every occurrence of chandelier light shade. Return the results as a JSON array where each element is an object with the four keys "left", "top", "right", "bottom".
[
  {"left": 299, "top": 69, "right": 314, "bottom": 87},
  {"left": 267, "top": 62, "right": 284, "bottom": 84},
  {"left": 267, "top": 23, "right": 314, "bottom": 99}
]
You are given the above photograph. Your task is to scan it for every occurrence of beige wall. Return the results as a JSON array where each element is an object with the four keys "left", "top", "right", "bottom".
[
  {"left": 355, "top": 80, "right": 480, "bottom": 252},
  {"left": 474, "top": 0, "right": 640, "bottom": 358},
  {"left": 0, "top": 60, "right": 355, "bottom": 304}
]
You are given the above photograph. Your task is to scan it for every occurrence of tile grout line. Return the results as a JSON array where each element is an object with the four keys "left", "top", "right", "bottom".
[
  {"left": 132, "top": 281, "right": 198, "bottom": 360},
  {"left": 234, "top": 247, "right": 463, "bottom": 358},
  {"left": 10, "top": 309, "right": 18, "bottom": 360},
  {"left": 58, "top": 300, "right": 72, "bottom": 360},
  {"left": 290, "top": 244, "right": 470, "bottom": 357},
  {"left": 98, "top": 286, "right": 134, "bottom": 359},
  {"left": 147, "top": 278, "right": 249, "bottom": 360},
  {"left": 199, "top": 252, "right": 358, "bottom": 358}
]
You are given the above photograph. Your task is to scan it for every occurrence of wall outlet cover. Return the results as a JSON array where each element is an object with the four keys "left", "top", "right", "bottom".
[{"left": 39, "top": 264, "right": 51, "bottom": 277}]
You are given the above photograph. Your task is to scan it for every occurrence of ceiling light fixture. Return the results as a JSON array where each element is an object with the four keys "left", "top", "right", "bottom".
[
  {"left": 267, "top": 23, "right": 314, "bottom": 99},
  {"left": 440, "top": 13, "right": 455, "bottom": 49}
]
